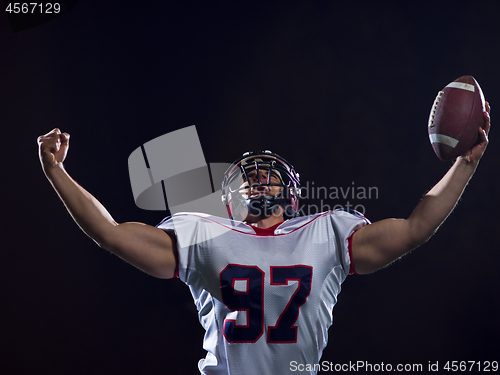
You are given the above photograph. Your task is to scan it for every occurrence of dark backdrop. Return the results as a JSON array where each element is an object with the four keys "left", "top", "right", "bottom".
[{"left": 1, "top": 1, "right": 499, "bottom": 374}]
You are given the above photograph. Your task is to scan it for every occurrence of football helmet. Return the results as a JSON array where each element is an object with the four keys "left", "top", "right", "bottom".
[{"left": 221, "top": 150, "right": 301, "bottom": 221}]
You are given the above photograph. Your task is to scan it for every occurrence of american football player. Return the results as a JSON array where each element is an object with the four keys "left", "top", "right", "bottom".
[{"left": 37, "top": 103, "right": 490, "bottom": 374}]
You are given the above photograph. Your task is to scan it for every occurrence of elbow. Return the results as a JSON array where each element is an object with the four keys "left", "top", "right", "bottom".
[
  {"left": 411, "top": 228, "right": 439, "bottom": 249},
  {"left": 96, "top": 238, "right": 113, "bottom": 251},
  {"left": 407, "top": 218, "right": 440, "bottom": 250},
  {"left": 91, "top": 223, "right": 122, "bottom": 253},
  {"left": 92, "top": 231, "right": 113, "bottom": 251},
  {"left": 75, "top": 217, "right": 121, "bottom": 252}
]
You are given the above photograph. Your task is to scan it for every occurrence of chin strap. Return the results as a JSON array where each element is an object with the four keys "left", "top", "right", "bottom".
[{"left": 246, "top": 195, "right": 295, "bottom": 219}]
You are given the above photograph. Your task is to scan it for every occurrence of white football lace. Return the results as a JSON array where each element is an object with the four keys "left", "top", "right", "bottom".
[{"left": 428, "top": 90, "right": 444, "bottom": 128}]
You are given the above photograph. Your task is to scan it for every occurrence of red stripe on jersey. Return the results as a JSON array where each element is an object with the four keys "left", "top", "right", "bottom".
[
  {"left": 173, "top": 249, "right": 179, "bottom": 278},
  {"left": 348, "top": 233, "right": 357, "bottom": 275}
]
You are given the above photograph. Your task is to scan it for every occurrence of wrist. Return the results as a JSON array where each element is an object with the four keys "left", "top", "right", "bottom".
[
  {"left": 453, "top": 157, "right": 478, "bottom": 181},
  {"left": 455, "top": 155, "right": 479, "bottom": 169},
  {"left": 43, "top": 162, "right": 66, "bottom": 180}
]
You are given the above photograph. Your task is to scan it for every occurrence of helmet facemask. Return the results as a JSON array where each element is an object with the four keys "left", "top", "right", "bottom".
[{"left": 222, "top": 151, "right": 301, "bottom": 222}]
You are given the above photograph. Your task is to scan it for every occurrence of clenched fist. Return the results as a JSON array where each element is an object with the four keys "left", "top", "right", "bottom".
[{"left": 37, "top": 128, "right": 70, "bottom": 172}]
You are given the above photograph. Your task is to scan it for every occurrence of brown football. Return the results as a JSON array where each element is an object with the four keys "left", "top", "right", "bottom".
[{"left": 428, "top": 75, "right": 485, "bottom": 161}]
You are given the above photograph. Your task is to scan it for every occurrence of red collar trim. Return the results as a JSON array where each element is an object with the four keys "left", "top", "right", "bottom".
[{"left": 251, "top": 222, "right": 284, "bottom": 236}]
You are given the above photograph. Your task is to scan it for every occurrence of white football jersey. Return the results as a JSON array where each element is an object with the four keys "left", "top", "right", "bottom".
[{"left": 157, "top": 209, "right": 369, "bottom": 375}]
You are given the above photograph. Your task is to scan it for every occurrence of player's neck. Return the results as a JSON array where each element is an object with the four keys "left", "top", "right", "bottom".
[{"left": 249, "top": 213, "right": 285, "bottom": 229}]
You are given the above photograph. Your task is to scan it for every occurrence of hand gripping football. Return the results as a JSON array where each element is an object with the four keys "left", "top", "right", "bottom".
[{"left": 428, "top": 75, "right": 486, "bottom": 161}]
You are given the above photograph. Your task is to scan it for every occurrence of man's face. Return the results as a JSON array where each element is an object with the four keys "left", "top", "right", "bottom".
[{"left": 239, "top": 168, "right": 284, "bottom": 199}]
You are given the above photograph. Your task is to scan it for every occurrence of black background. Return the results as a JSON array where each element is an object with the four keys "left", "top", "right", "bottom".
[{"left": 1, "top": 1, "right": 499, "bottom": 374}]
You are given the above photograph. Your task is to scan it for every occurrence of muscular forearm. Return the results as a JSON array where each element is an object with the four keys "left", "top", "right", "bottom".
[
  {"left": 44, "top": 164, "right": 118, "bottom": 247},
  {"left": 350, "top": 104, "right": 489, "bottom": 275},
  {"left": 44, "top": 164, "right": 176, "bottom": 278},
  {"left": 38, "top": 129, "right": 176, "bottom": 278},
  {"left": 407, "top": 157, "right": 477, "bottom": 245},
  {"left": 353, "top": 157, "right": 480, "bottom": 274}
]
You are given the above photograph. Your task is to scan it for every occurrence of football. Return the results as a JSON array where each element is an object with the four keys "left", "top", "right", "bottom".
[{"left": 428, "top": 75, "right": 485, "bottom": 161}]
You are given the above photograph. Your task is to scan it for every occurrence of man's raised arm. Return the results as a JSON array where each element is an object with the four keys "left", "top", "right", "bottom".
[
  {"left": 38, "top": 128, "right": 176, "bottom": 279},
  {"left": 351, "top": 102, "right": 491, "bottom": 275}
]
